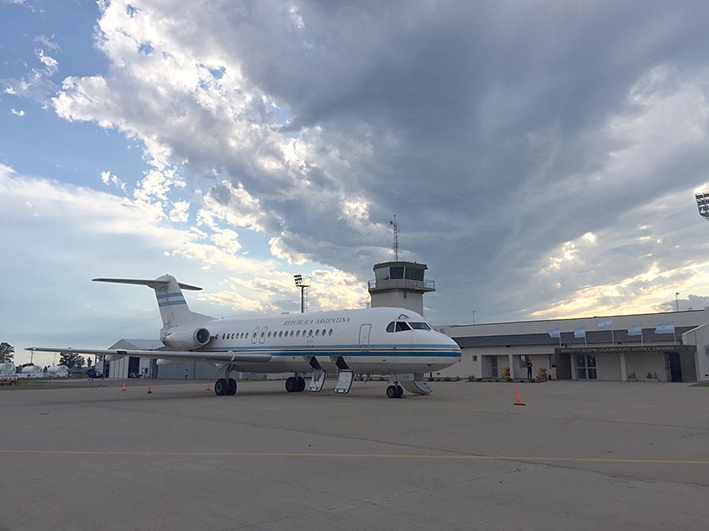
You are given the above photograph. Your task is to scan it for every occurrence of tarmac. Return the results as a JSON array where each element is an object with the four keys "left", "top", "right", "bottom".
[{"left": 1, "top": 379, "right": 709, "bottom": 530}]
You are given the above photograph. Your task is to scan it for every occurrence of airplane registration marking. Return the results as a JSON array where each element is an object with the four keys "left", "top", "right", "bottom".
[{"left": 0, "top": 449, "right": 707, "bottom": 466}]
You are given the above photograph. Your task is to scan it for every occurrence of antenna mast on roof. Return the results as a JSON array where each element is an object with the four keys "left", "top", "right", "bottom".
[{"left": 390, "top": 215, "right": 399, "bottom": 261}]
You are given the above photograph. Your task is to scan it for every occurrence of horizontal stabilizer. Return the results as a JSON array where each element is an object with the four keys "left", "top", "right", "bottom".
[{"left": 93, "top": 277, "right": 202, "bottom": 291}]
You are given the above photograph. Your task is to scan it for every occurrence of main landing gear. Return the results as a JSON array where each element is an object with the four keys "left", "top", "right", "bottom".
[
  {"left": 215, "top": 366, "right": 237, "bottom": 396},
  {"left": 386, "top": 384, "right": 404, "bottom": 399},
  {"left": 285, "top": 375, "right": 306, "bottom": 393},
  {"left": 215, "top": 377, "right": 237, "bottom": 396}
]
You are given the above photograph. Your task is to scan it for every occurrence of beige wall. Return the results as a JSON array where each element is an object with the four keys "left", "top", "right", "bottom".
[
  {"left": 624, "top": 352, "right": 666, "bottom": 381},
  {"left": 594, "top": 353, "right": 622, "bottom": 381}
]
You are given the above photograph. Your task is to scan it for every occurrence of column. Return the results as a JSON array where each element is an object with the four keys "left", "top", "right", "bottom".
[
  {"left": 571, "top": 354, "right": 577, "bottom": 380},
  {"left": 508, "top": 354, "right": 515, "bottom": 379},
  {"left": 620, "top": 351, "right": 627, "bottom": 382}
]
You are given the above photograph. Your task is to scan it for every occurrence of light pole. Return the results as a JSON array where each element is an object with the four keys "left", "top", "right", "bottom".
[
  {"left": 675, "top": 292, "right": 680, "bottom": 312},
  {"left": 472, "top": 311, "right": 477, "bottom": 325},
  {"left": 294, "top": 274, "right": 311, "bottom": 313}
]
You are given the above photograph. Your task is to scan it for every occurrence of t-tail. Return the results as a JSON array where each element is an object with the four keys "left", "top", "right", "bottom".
[{"left": 92, "top": 274, "right": 214, "bottom": 330}]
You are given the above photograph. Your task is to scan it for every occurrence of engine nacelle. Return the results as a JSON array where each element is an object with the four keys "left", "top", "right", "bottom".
[{"left": 162, "top": 327, "right": 212, "bottom": 351}]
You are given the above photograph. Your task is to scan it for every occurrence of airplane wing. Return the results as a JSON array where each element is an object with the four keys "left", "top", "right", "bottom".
[{"left": 25, "top": 347, "right": 271, "bottom": 363}]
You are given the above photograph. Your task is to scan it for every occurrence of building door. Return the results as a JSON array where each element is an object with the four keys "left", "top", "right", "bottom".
[
  {"left": 576, "top": 353, "right": 597, "bottom": 380},
  {"left": 128, "top": 357, "right": 140, "bottom": 378},
  {"left": 556, "top": 353, "right": 572, "bottom": 380},
  {"left": 491, "top": 356, "right": 498, "bottom": 378},
  {"left": 667, "top": 352, "right": 682, "bottom": 382}
]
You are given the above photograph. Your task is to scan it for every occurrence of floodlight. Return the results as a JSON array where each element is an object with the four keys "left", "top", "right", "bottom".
[
  {"left": 294, "top": 274, "right": 311, "bottom": 313},
  {"left": 696, "top": 192, "right": 709, "bottom": 221}
]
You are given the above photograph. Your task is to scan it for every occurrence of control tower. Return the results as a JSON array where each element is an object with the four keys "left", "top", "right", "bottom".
[{"left": 368, "top": 261, "right": 435, "bottom": 315}]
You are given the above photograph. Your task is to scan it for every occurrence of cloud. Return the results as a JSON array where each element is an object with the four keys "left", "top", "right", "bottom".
[
  {"left": 100, "top": 170, "right": 127, "bottom": 192},
  {"left": 44, "top": 0, "right": 709, "bottom": 327},
  {"left": 2, "top": 44, "right": 60, "bottom": 104},
  {"left": 10, "top": 108, "right": 25, "bottom": 116}
]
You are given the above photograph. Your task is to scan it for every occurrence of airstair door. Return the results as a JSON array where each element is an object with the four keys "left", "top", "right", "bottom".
[{"left": 359, "top": 324, "right": 372, "bottom": 352}]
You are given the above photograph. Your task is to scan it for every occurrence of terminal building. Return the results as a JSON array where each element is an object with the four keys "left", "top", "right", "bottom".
[
  {"left": 433, "top": 310, "right": 709, "bottom": 383},
  {"left": 102, "top": 259, "right": 709, "bottom": 383}
]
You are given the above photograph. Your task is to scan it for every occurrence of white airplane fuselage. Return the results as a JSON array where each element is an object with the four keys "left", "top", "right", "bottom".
[{"left": 172, "top": 307, "right": 460, "bottom": 375}]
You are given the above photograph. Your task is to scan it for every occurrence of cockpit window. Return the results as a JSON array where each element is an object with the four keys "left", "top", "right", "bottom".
[
  {"left": 409, "top": 322, "right": 431, "bottom": 330},
  {"left": 387, "top": 321, "right": 415, "bottom": 332}
]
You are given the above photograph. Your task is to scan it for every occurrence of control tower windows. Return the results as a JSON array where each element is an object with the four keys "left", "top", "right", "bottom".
[{"left": 390, "top": 266, "right": 404, "bottom": 279}]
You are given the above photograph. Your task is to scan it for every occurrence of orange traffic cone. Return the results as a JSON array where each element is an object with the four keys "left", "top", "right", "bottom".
[
  {"left": 121, "top": 383, "right": 126, "bottom": 391},
  {"left": 206, "top": 381, "right": 211, "bottom": 391},
  {"left": 513, "top": 389, "right": 526, "bottom": 406},
  {"left": 147, "top": 384, "right": 152, "bottom": 394}
]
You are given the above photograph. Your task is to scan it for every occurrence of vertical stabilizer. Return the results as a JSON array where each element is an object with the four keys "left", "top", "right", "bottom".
[{"left": 93, "top": 274, "right": 214, "bottom": 329}]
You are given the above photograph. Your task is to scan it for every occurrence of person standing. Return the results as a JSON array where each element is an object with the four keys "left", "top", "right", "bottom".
[{"left": 526, "top": 358, "right": 533, "bottom": 380}]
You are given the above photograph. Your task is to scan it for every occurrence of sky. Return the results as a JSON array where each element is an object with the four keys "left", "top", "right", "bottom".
[{"left": 3, "top": 0, "right": 709, "bottom": 366}]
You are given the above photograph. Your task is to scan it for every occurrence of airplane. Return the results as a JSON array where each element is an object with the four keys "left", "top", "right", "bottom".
[{"left": 27, "top": 274, "right": 461, "bottom": 398}]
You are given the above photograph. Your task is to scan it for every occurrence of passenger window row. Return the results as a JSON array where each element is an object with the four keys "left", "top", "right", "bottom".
[{"left": 221, "top": 329, "right": 334, "bottom": 340}]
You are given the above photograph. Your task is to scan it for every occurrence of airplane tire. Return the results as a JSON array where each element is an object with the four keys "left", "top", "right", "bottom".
[
  {"left": 386, "top": 385, "right": 398, "bottom": 399},
  {"left": 297, "top": 376, "right": 306, "bottom": 392},
  {"left": 396, "top": 385, "right": 404, "bottom": 398},
  {"left": 285, "top": 377, "right": 297, "bottom": 393},
  {"left": 228, "top": 378, "right": 237, "bottom": 395},
  {"left": 215, "top": 378, "right": 228, "bottom": 396}
]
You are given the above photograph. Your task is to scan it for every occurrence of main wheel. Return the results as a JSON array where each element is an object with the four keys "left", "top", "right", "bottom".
[
  {"left": 297, "top": 376, "right": 306, "bottom": 392},
  {"left": 396, "top": 385, "right": 404, "bottom": 398},
  {"left": 215, "top": 378, "right": 228, "bottom": 396},
  {"left": 228, "top": 378, "right": 237, "bottom": 395},
  {"left": 285, "top": 377, "right": 297, "bottom": 393},
  {"left": 387, "top": 385, "right": 398, "bottom": 399}
]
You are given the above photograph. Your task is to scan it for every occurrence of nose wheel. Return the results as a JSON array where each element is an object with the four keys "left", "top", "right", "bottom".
[{"left": 386, "top": 385, "right": 404, "bottom": 399}]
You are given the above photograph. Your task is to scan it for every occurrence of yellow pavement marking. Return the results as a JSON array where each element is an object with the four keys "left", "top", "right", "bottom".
[{"left": 0, "top": 449, "right": 707, "bottom": 465}]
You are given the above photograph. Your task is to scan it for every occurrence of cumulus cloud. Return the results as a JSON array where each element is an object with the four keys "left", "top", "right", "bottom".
[
  {"left": 100, "top": 170, "right": 127, "bottom": 192},
  {"left": 44, "top": 0, "right": 709, "bottom": 325}
]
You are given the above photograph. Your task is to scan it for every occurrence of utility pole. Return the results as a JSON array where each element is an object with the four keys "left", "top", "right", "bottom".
[
  {"left": 675, "top": 292, "right": 680, "bottom": 312},
  {"left": 472, "top": 311, "right": 477, "bottom": 325}
]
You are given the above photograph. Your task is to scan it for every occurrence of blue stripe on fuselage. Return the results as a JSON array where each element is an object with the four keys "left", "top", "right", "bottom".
[{"left": 207, "top": 347, "right": 459, "bottom": 358}]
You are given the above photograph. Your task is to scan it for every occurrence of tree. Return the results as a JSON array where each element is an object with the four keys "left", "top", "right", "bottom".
[
  {"left": 0, "top": 342, "right": 14, "bottom": 363},
  {"left": 59, "top": 351, "right": 84, "bottom": 369}
]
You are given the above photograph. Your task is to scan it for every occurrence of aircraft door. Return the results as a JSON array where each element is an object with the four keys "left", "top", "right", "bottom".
[
  {"left": 251, "top": 327, "right": 259, "bottom": 344},
  {"left": 359, "top": 324, "right": 372, "bottom": 352}
]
